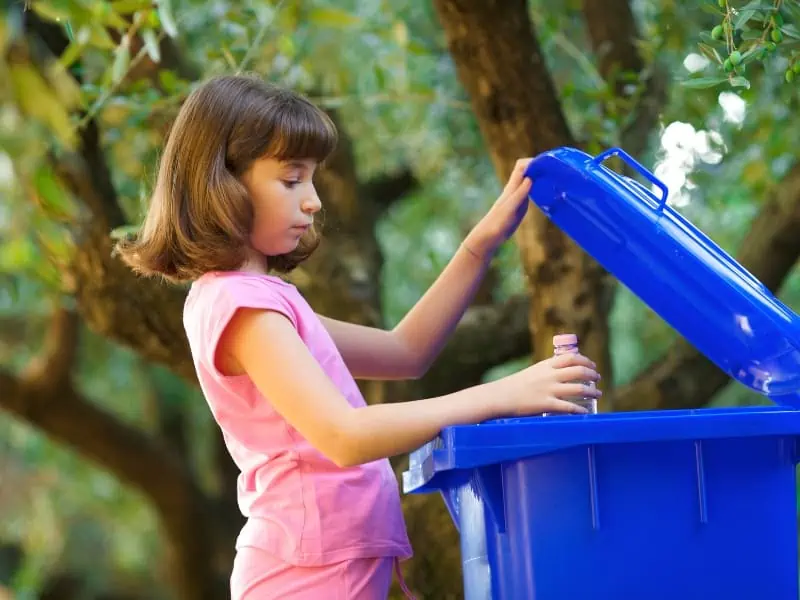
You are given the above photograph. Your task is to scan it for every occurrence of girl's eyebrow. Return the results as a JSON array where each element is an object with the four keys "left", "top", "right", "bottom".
[{"left": 283, "top": 160, "right": 312, "bottom": 170}]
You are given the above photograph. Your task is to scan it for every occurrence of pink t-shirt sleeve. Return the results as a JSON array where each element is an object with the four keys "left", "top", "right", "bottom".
[{"left": 202, "top": 276, "right": 298, "bottom": 375}]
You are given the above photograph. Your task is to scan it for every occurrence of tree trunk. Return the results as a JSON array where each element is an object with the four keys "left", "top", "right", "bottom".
[{"left": 432, "top": 0, "right": 615, "bottom": 402}]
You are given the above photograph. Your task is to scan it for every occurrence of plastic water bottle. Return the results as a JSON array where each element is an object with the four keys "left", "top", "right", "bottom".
[{"left": 552, "top": 333, "right": 598, "bottom": 414}]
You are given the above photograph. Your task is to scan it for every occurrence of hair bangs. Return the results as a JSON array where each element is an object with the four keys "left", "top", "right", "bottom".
[{"left": 262, "top": 95, "right": 338, "bottom": 163}]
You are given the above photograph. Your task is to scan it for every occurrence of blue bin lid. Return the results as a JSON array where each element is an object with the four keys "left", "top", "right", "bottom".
[{"left": 524, "top": 146, "right": 800, "bottom": 408}]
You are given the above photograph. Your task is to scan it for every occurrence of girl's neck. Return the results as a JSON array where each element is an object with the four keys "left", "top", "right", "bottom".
[{"left": 239, "top": 251, "right": 270, "bottom": 275}]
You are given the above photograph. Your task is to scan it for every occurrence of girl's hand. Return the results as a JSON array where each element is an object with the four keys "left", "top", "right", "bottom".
[
  {"left": 464, "top": 158, "right": 533, "bottom": 259},
  {"left": 491, "top": 352, "right": 602, "bottom": 417}
]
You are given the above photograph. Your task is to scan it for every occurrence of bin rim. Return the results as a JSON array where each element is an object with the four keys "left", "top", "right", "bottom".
[{"left": 402, "top": 406, "right": 800, "bottom": 494}]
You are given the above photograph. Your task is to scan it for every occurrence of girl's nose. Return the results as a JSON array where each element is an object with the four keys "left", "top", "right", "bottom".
[{"left": 303, "top": 187, "right": 322, "bottom": 214}]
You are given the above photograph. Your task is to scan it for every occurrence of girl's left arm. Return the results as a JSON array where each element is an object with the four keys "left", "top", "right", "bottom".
[{"left": 321, "top": 158, "right": 533, "bottom": 380}]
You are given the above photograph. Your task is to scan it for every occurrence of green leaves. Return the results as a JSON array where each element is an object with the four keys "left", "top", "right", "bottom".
[
  {"left": 691, "top": 0, "right": 800, "bottom": 89},
  {"left": 730, "top": 75, "right": 752, "bottom": 87},
  {"left": 141, "top": 28, "right": 161, "bottom": 62},
  {"left": 782, "top": 23, "right": 800, "bottom": 38},
  {"left": 9, "top": 64, "right": 77, "bottom": 148},
  {"left": 111, "top": 0, "right": 154, "bottom": 14},
  {"left": 307, "top": 7, "right": 362, "bottom": 28},
  {"left": 0, "top": 237, "right": 37, "bottom": 274},
  {"left": 155, "top": 0, "right": 179, "bottom": 37},
  {"left": 681, "top": 75, "right": 732, "bottom": 88},
  {"left": 29, "top": 0, "right": 71, "bottom": 22},
  {"left": 680, "top": 71, "right": 749, "bottom": 89},
  {"left": 109, "top": 224, "right": 140, "bottom": 241},
  {"left": 733, "top": 9, "right": 758, "bottom": 29},
  {"left": 110, "top": 37, "right": 131, "bottom": 85},
  {"left": 32, "top": 165, "right": 76, "bottom": 222}
]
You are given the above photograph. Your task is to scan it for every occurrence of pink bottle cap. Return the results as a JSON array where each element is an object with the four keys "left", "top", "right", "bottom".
[{"left": 553, "top": 333, "right": 578, "bottom": 346}]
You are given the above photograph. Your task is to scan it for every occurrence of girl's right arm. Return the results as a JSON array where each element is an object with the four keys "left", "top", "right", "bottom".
[{"left": 222, "top": 307, "right": 601, "bottom": 468}]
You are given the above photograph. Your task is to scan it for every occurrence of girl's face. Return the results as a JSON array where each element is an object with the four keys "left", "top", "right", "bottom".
[{"left": 241, "top": 157, "right": 322, "bottom": 259}]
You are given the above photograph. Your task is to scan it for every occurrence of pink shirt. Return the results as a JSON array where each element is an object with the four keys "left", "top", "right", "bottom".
[{"left": 183, "top": 271, "right": 412, "bottom": 566}]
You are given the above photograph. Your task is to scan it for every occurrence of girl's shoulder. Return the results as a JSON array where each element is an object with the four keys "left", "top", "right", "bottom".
[
  {"left": 184, "top": 270, "right": 306, "bottom": 333},
  {"left": 183, "top": 271, "right": 307, "bottom": 372},
  {"left": 189, "top": 270, "right": 295, "bottom": 304}
]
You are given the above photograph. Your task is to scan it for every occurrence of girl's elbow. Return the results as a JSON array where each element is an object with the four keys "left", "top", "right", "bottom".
[
  {"left": 398, "top": 347, "right": 427, "bottom": 380},
  {"left": 326, "top": 418, "right": 365, "bottom": 468},
  {"left": 330, "top": 450, "right": 360, "bottom": 469},
  {"left": 329, "top": 442, "right": 365, "bottom": 468},
  {"left": 392, "top": 333, "right": 428, "bottom": 380},
  {"left": 409, "top": 355, "right": 431, "bottom": 380}
]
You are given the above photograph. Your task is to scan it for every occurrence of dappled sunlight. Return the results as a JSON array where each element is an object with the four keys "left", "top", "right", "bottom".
[{"left": 653, "top": 121, "right": 727, "bottom": 207}]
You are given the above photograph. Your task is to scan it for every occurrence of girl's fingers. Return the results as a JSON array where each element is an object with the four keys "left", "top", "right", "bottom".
[
  {"left": 503, "top": 158, "right": 533, "bottom": 194},
  {"left": 555, "top": 365, "right": 600, "bottom": 383},
  {"left": 555, "top": 382, "right": 603, "bottom": 398},
  {"left": 511, "top": 176, "right": 532, "bottom": 202},
  {"left": 550, "top": 352, "right": 597, "bottom": 369},
  {"left": 498, "top": 175, "right": 532, "bottom": 212},
  {"left": 540, "top": 398, "right": 590, "bottom": 414}
]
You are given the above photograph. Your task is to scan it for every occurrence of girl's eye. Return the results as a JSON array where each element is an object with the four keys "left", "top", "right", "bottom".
[{"left": 282, "top": 180, "right": 301, "bottom": 189}]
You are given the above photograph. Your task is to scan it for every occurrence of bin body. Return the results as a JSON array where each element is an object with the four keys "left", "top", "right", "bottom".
[{"left": 403, "top": 408, "right": 800, "bottom": 599}]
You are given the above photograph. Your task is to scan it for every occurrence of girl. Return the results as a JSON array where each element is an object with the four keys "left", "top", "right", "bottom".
[{"left": 117, "top": 74, "right": 601, "bottom": 600}]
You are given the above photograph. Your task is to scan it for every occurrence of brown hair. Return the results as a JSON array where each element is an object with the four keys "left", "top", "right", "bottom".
[{"left": 115, "top": 74, "right": 337, "bottom": 283}]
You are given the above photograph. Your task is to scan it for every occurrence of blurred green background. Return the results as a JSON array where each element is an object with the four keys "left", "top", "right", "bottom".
[{"left": 2, "top": 0, "right": 800, "bottom": 598}]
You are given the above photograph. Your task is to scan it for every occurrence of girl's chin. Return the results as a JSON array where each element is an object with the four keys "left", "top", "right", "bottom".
[{"left": 254, "top": 240, "right": 300, "bottom": 256}]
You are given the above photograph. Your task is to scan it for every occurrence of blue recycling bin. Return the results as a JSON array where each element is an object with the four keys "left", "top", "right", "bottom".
[{"left": 403, "top": 147, "right": 800, "bottom": 599}]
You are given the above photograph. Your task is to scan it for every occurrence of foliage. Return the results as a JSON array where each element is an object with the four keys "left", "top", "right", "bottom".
[
  {"left": 683, "top": 0, "right": 800, "bottom": 89},
  {"left": 2, "top": 0, "right": 800, "bottom": 596}
]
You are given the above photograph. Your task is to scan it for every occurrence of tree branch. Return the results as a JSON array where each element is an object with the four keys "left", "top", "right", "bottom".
[
  {"left": 620, "top": 65, "right": 668, "bottom": 158},
  {"left": 612, "top": 162, "right": 800, "bottom": 411},
  {"left": 2, "top": 303, "right": 218, "bottom": 588},
  {"left": 417, "top": 295, "right": 531, "bottom": 397},
  {"left": 0, "top": 543, "right": 23, "bottom": 587},
  {"left": 0, "top": 314, "right": 43, "bottom": 349},
  {"left": 581, "top": 0, "right": 668, "bottom": 173},
  {"left": 75, "top": 120, "right": 127, "bottom": 229},
  {"left": 20, "top": 307, "right": 79, "bottom": 387},
  {"left": 21, "top": 13, "right": 125, "bottom": 231},
  {"left": 582, "top": 0, "right": 643, "bottom": 95},
  {"left": 142, "top": 367, "right": 191, "bottom": 462},
  {"left": 72, "top": 221, "right": 196, "bottom": 381},
  {"left": 383, "top": 295, "right": 531, "bottom": 406},
  {"left": 0, "top": 351, "right": 223, "bottom": 598}
]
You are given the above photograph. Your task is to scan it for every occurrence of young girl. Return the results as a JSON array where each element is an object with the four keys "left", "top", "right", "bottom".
[{"left": 117, "top": 74, "right": 601, "bottom": 600}]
